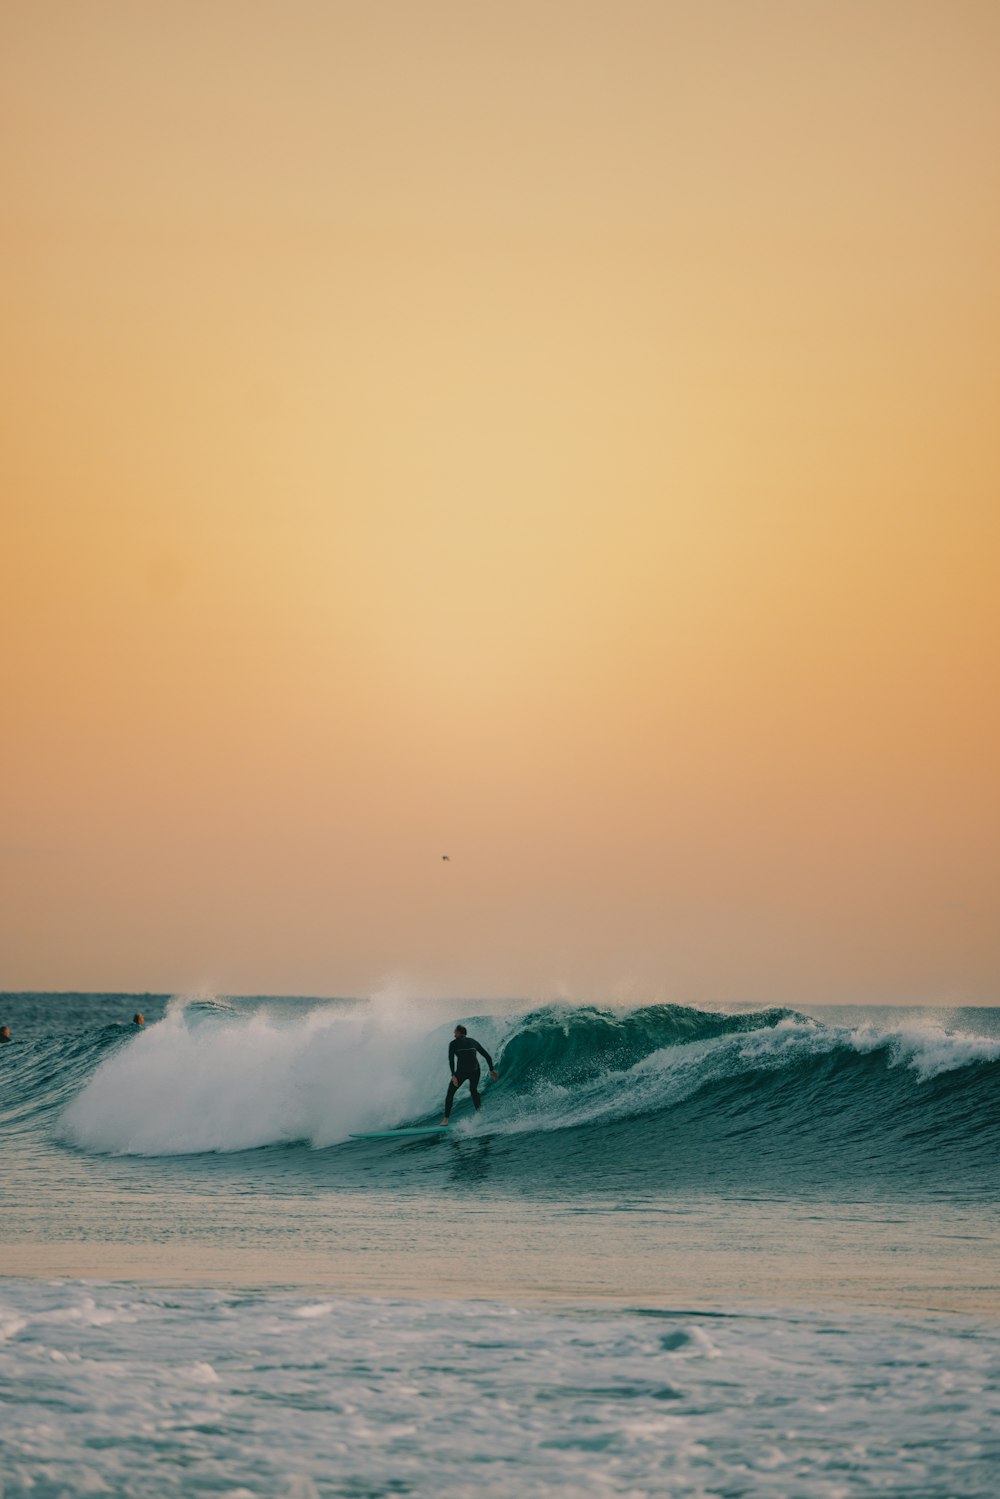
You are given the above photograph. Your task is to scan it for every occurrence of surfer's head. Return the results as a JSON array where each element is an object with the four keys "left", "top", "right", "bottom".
[
  {"left": 454, "top": 1024, "right": 467, "bottom": 1038},
  {"left": 133, "top": 1013, "right": 144, "bottom": 1027}
]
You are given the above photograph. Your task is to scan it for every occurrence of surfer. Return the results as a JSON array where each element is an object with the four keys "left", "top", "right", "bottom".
[
  {"left": 443, "top": 1024, "right": 498, "bottom": 1124},
  {"left": 0, "top": 1025, "right": 10, "bottom": 1044}
]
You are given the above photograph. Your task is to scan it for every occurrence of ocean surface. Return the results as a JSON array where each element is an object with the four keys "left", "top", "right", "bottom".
[{"left": 1, "top": 992, "right": 999, "bottom": 1496}]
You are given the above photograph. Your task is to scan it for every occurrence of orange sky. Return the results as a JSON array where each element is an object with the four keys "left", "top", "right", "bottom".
[{"left": 2, "top": 1, "right": 998, "bottom": 1002}]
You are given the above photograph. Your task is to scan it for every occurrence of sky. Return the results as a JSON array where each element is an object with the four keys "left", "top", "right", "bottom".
[{"left": 2, "top": 1, "right": 998, "bottom": 1004}]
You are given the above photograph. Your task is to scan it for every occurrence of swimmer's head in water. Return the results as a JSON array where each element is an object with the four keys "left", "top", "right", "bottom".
[
  {"left": 133, "top": 1013, "right": 144, "bottom": 1026},
  {"left": 0, "top": 1025, "right": 10, "bottom": 1042}
]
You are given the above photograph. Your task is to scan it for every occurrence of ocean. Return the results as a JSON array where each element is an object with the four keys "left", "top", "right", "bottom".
[{"left": 1, "top": 992, "right": 998, "bottom": 1496}]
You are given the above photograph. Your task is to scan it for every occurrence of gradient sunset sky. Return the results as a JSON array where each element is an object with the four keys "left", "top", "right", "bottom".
[{"left": 3, "top": 1, "right": 998, "bottom": 1003}]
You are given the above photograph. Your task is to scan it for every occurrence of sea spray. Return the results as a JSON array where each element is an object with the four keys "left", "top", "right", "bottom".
[{"left": 59, "top": 991, "right": 500, "bottom": 1155}]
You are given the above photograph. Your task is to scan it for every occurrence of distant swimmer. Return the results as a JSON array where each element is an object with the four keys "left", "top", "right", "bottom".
[
  {"left": 132, "top": 1012, "right": 144, "bottom": 1027},
  {"left": 0, "top": 1025, "right": 10, "bottom": 1044},
  {"left": 442, "top": 1024, "right": 499, "bottom": 1124}
]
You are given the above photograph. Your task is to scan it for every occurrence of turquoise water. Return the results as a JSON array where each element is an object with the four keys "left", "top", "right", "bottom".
[{"left": 2, "top": 993, "right": 999, "bottom": 1494}]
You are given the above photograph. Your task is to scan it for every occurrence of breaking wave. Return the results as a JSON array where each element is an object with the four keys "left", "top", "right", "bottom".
[{"left": 24, "top": 996, "right": 996, "bottom": 1195}]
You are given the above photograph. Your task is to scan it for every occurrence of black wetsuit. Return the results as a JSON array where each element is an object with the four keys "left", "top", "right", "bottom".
[{"left": 444, "top": 1036, "right": 494, "bottom": 1119}]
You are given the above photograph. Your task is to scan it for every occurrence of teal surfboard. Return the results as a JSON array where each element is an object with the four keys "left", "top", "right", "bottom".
[{"left": 348, "top": 1125, "right": 449, "bottom": 1139}]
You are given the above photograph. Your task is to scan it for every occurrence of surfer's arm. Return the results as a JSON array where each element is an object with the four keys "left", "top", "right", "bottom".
[{"left": 475, "top": 1041, "right": 498, "bottom": 1075}]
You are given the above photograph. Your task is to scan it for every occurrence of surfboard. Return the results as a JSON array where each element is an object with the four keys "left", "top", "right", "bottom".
[{"left": 348, "top": 1126, "right": 449, "bottom": 1139}]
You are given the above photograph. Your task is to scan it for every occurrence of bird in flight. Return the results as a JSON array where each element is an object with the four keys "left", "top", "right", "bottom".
[{"left": 442, "top": 855, "right": 450, "bottom": 861}]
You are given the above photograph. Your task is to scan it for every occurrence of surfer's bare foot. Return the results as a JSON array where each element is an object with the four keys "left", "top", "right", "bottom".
[{"left": 441, "top": 1118, "right": 450, "bottom": 1126}]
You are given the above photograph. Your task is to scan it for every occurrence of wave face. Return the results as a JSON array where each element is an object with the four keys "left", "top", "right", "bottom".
[
  {"left": 487, "top": 1003, "right": 1000, "bottom": 1196},
  {"left": 3, "top": 994, "right": 998, "bottom": 1196}
]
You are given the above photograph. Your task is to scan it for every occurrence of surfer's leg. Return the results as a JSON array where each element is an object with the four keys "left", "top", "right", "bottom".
[
  {"left": 468, "top": 1070, "right": 482, "bottom": 1111},
  {"left": 443, "top": 1078, "right": 460, "bottom": 1122}
]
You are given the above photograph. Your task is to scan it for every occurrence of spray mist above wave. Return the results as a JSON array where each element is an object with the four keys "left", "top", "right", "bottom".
[
  {"left": 58, "top": 991, "right": 473, "bottom": 1155},
  {"left": 56, "top": 994, "right": 1000, "bottom": 1160}
]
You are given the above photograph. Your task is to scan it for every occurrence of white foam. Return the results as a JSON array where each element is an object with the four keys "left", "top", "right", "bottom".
[
  {"left": 57, "top": 996, "right": 998, "bottom": 1155},
  {"left": 847, "top": 1019, "right": 1000, "bottom": 1079},
  {"left": 60, "top": 990, "right": 485, "bottom": 1156},
  {"left": 1, "top": 1283, "right": 998, "bottom": 1498}
]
